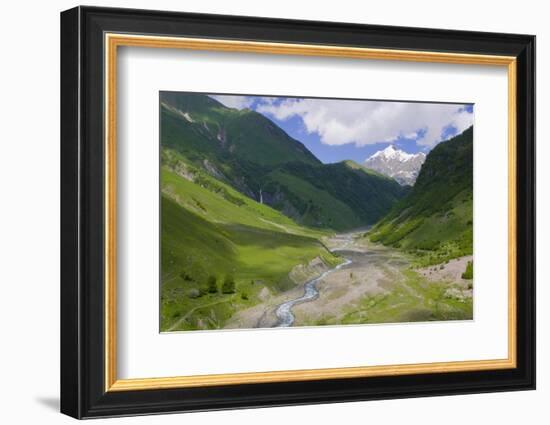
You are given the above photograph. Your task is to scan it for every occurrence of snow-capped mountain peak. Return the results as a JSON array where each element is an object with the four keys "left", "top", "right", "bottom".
[
  {"left": 371, "top": 145, "right": 424, "bottom": 163},
  {"left": 364, "top": 146, "right": 426, "bottom": 186}
]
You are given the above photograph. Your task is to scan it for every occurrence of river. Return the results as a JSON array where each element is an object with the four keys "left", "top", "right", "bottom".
[{"left": 274, "top": 232, "right": 357, "bottom": 327}]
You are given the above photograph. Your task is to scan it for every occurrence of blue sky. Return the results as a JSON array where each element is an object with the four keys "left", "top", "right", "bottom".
[{"left": 210, "top": 95, "right": 474, "bottom": 164}]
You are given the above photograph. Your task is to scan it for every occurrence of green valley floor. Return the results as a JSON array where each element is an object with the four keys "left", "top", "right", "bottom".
[{"left": 223, "top": 231, "right": 473, "bottom": 329}]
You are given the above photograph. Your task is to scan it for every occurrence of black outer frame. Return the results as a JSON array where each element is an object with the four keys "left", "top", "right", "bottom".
[{"left": 60, "top": 5, "right": 536, "bottom": 419}]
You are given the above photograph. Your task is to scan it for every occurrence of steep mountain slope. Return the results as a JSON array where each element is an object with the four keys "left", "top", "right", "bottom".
[
  {"left": 161, "top": 92, "right": 406, "bottom": 230},
  {"left": 364, "top": 145, "right": 426, "bottom": 186},
  {"left": 160, "top": 151, "right": 341, "bottom": 331},
  {"left": 162, "top": 92, "right": 320, "bottom": 167},
  {"left": 265, "top": 160, "right": 406, "bottom": 229},
  {"left": 367, "top": 126, "right": 473, "bottom": 264},
  {"left": 161, "top": 93, "right": 319, "bottom": 199}
]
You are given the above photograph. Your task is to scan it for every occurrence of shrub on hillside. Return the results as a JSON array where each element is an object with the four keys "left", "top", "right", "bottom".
[
  {"left": 461, "top": 261, "right": 473, "bottom": 280},
  {"left": 180, "top": 271, "right": 193, "bottom": 281},
  {"left": 222, "top": 274, "right": 236, "bottom": 294},
  {"left": 207, "top": 275, "right": 218, "bottom": 293}
]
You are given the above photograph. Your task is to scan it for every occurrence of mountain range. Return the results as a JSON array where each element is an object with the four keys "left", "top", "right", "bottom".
[
  {"left": 368, "top": 126, "right": 473, "bottom": 264},
  {"left": 160, "top": 92, "right": 407, "bottom": 231},
  {"left": 364, "top": 145, "right": 426, "bottom": 186}
]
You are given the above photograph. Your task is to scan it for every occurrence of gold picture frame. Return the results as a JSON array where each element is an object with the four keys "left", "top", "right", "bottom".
[{"left": 104, "top": 33, "right": 517, "bottom": 392}]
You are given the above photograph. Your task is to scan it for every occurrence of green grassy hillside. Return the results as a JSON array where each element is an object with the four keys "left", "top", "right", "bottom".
[
  {"left": 161, "top": 92, "right": 320, "bottom": 168},
  {"left": 160, "top": 151, "right": 340, "bottom": 331},
  {"left": 266, "top": 160, "right": 406, "bottom": 229},
  {"left": 160, "top": 92, "right": 406, "bottom": 230},
  {"left": 367, "top": 127, "right": 473, "bottom": 265}
]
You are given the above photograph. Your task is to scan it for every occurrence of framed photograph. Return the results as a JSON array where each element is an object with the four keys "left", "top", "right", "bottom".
[{"left": 60, "top": 6, "right": 535, "bottom": 419}]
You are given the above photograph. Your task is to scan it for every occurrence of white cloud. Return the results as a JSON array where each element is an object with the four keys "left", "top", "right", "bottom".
[
  {"left": 210, "top": 95, "right": 254, "bottom": 110},
  {"left": 256, "top": 98, "right": 473, "bottom": 147}
]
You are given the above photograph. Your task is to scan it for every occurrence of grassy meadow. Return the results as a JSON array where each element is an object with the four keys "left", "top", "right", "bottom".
[{"left": 160, "top": 150, "right": 341, "bottom": 331}]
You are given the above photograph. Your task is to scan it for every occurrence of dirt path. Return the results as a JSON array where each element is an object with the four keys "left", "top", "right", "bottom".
[
  {"left": 259, "top": 218, "right": 291, "bottom": 233},
  {"left": 167, "top": 296, "right": 235, "bottom": 332}
]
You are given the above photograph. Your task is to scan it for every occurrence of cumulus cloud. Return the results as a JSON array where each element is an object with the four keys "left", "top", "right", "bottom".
[
  {"left": 210, "top": 95, "right": 254, "bottom": 110},
  {"left": 256, "top": 98, "right": 473, "bottom": 147}
]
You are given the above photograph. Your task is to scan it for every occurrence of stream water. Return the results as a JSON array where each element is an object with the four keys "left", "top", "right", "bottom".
[{"left": 274, "top": 257, "right": 353, "bottom": 327}]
